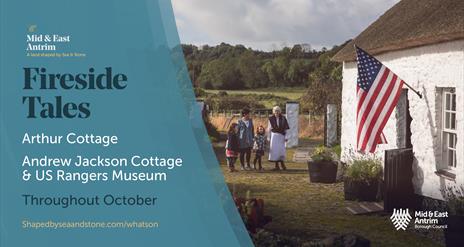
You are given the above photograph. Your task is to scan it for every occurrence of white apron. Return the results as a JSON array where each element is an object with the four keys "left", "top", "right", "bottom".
[{"left": 269, "top": 132, "right": 286, "bottom": 161}]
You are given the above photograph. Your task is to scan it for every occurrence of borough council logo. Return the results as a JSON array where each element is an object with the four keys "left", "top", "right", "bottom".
[{"left": 390, "top": 208, "right": 412, "bottom": 230}]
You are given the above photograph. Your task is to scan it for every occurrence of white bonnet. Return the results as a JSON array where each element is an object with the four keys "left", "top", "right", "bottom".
[{"left": 272, "top": 106, "right": 281, "bottom": 113}]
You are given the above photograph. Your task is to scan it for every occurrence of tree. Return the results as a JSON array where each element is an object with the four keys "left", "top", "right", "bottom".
[
  {"left": 301, "top": 73, "right": 341, "bottom": 115},
  {"left": 181, "top": 41, "right": 348, "bottom": 90},
  {"left": 290, "top": 44, "right": 304, "bottom": 58},
  {"left": 286, "top": 59, "right": 311, "bottom": 86},
  {"left": 261, "top": 61, "right": 281, "bottom": 87},
  {"left": 198, "top": 58, "right": 243, "bottom": 89},
  {"left": 238, "top": 50, "right": 267, "bottom": 88},
  {"left": 300, "top": 52, "right": 342, "bottom": 114}
]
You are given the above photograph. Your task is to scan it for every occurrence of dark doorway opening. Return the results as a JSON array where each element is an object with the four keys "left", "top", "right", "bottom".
[{"left": 384, "top": 89, "right": 415, "bottom": 212}]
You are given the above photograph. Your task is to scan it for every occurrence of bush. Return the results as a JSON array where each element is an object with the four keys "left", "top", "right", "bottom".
[
  {"left": 332, "top": 144, "right": 341, "bottom": 159},
  {"left": 204, "top": 119, "right": 220, "bottom": 142},
  {"left": 345, "top": 157, "right": 382, "bottom": 183},
  {"left": 194, "top": 87, "right": 208, "bottom": 97},
  {"left": 205, "top": 96, "right": 265, "bottom": 111},
  {"left": 310, "top": 146, "right": 336, "bottom": 162},
  {"left": 253, "top": 93, "right": 287, "bottom": 101},
  {"left": 443, "top": 186, "right": 464, "bottom": 216},
  {"left": 217, "top": 91, "right": 228, "bottom": 96}
]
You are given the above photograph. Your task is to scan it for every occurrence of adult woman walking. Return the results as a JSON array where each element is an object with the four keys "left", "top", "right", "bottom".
[
  {"left": 237, "top": 108, "right": 254, "bottom": 170},
  {"left": 267, "top": 106, "right": 289, "bottom": 170}
]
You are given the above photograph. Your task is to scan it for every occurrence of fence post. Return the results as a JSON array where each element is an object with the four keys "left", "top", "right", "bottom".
[
  {"left": 326, "top": 104, "right": 338, "bottom": 147},
  {"left": 285, "top": 101, "right": 299, "bottom": 148}
]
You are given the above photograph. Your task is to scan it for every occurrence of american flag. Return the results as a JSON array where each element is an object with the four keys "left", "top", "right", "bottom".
[{"left": 356, "top": 46, "right": 404, "bottom": 153}]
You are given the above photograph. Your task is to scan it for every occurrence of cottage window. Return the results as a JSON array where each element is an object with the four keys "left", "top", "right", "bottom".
[{"left": 441, "top": 89, "right": 457, "bottom": 169}]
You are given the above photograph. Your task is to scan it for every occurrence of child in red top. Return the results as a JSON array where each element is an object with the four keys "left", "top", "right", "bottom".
[{"left": 225, "top": 123, "right": 240, "bottom": 172}]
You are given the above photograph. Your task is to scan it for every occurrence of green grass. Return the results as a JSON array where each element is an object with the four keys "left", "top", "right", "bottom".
[
  {"left": 205, "top": 87, "right": 305, "bottom": 101},
  {"left": 213, "top": 139, "right": 443, "bottom": 246}
]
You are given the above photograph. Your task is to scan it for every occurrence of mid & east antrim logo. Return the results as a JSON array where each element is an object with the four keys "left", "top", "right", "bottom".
[
  {"left": 390, "top": 208, "right": 412, "bottom": 230},
  {"left": 390, "top": 208, "right": 448, "bottom": 230}
]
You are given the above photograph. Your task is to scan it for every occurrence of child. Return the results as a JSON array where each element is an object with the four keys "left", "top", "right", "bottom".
[
  {"left": 225, "top": 123, "right": 240, "bottom": 172},
  {"left": 253, "top": 125, "right": 266, "bottom": 170}
]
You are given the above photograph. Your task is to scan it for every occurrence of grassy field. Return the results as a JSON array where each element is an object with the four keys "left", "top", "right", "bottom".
[
  {"left": 213, "top": 139, "right": 443, "bottom": 247},
  {"left": 205, "top": 87, "right": 306, "bottom": 101}
]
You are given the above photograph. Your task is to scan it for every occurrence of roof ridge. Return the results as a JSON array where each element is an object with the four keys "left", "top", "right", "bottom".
[{"left": 333, "top": 0, "right": 464, "bottom": 62}]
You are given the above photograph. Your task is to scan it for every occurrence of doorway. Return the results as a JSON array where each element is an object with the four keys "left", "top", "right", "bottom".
[{"left": 384, "top": 89, "right": 415, "bottom": 212}]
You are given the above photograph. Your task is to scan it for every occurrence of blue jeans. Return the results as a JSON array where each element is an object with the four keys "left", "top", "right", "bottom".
[{"left": 239, "top": 147, "right": 252, "bottom": 168}]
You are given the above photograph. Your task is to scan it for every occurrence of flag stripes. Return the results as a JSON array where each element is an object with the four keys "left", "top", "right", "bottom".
[{"left": 355, "top": 46, "right": 404, "bottom": 153}]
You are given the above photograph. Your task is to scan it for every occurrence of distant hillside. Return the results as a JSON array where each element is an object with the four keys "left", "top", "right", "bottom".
[{"left": 182, "top": 42, "right": 348, "bottom": 90}]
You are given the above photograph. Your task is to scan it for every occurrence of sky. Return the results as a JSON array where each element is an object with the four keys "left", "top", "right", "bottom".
[{"left": 171, "top": 0, "right": 399, "bottom": 51}]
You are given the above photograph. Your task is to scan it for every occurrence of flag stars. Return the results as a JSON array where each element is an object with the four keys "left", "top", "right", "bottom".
[{"left": 356, "top": 47, "right": 383, "bottom": 91}]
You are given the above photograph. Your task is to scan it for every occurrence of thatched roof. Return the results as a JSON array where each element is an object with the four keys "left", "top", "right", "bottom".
[{"left": 333, "top": 0, "right": 464, "bottom": 62}]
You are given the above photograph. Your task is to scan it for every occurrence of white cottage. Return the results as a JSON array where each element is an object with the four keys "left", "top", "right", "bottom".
[{"left": 333, "top": 0, "right": 463, "bottom": 200}]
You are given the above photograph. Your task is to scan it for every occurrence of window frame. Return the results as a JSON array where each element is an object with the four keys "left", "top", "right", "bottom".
[{"left": 441, "top": 89, "right": 457, "bottom": 170}]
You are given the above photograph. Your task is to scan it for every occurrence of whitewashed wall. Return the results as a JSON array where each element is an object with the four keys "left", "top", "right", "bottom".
[{"left": 340, "top": 40, "right": 464, "bottom": 200}]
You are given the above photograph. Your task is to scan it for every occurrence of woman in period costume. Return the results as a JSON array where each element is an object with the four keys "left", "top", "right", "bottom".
[
  {"left": 267, "top": 106, "right": 289, "bottom": 170},
  {"left": 237, "top": 108, "right": 254, "bottom": 170}
]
